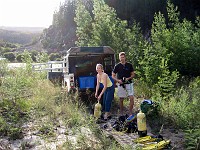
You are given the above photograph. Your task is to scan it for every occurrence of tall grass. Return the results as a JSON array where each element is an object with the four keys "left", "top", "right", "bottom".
[
  {"left": 0, "top": 61, "right": 127, "bottom": 149},
  {"left": 3, "top": 59, "right": 199, "bottom": 149},
  {"left": 0, "top": 61, "right": 52, "bottom": 137},
  {"left": 135, "top": 77, "right": 200, "bottom": 149}
]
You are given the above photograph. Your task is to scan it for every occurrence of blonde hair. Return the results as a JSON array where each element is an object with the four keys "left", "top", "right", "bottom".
[
  {"left": 119, "top": 52, "right": 126, "bottom": 57},
  {"left": 96, "top": 64, "right": 104, "bottom": 72}
]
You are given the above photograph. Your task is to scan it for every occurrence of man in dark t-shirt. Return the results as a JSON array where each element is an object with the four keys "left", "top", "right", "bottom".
[{"left": 112, "top": 52, "right": 135, "bottom": 116}]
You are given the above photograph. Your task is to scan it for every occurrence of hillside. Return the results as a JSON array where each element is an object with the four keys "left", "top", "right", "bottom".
[
  {"left": 0, "top": 27, "right": 43, "bottom": 45},
  {"left": 0, "top": 29, "right": 39, "bottom": 45},
  {"left": 0, "top": 26, "right": 45, "bottom": 33}
]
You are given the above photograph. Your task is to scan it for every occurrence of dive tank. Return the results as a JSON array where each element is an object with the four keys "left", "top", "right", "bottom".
[
  {"left": 94, "top": 100, "right": 102, "bottom": 118},
  {"left": 137, "top": 110, "right": 147, "bottom": 137}
]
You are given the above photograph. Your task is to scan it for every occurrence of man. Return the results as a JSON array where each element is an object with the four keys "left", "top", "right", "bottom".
[{"left": 112, "top": 52, "right": 135, "bottom": 116}]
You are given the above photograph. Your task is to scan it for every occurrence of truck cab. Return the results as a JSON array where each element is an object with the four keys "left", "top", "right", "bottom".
[{"left": 63, "top": 46, "right": 115, "bottom": 92}]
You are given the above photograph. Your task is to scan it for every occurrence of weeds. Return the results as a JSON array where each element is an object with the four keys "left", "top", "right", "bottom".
[
  {"left": 184, "top": 128, "right": 200, "bottom": 150},
  {"left": 0, "top": 60, "right": 199, "bottom": 149}
]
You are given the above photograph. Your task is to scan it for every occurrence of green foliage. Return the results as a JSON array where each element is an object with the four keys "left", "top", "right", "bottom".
[
  {"left": 150, "top": 0, "right": 200, "bottom": 76},
  {"left": 0, "top": 116, "right": 7, "bottom": 134},
  {"left": 156, "top": 77, "right": 200, "bottom": 129},
  {"left": 0, "top": 55, "right": 123, "bottom": 148},
  {"left": 8, "top": 127, "right": 23, "bottom": 140},
  {"left": 35, "top": 52, "right": 49, "bottom": 63},
  {"left": 134, "top": 79, "right": 152, "bottom": 99},
  {"left": 137, "top": 77, "right": 200, "bottom": 150},
  {"left": 0, "top": 57, "right": 47, "bottom": 139},
  {"left": 155, "top": 59, "right": 179, "bottom": 100},
  {"left": 74, "top": 0, "right": 93, "bottom": 46},
  {"left": 0, "top": 59, "right": 9, "bottom": 77},
  {"left": 138, "top": 1, "right": 184, "bottom": 99},
  {"left": 41, "top": 0, "right": 200, "bottom": 54},
  {"left": 49, "top": 53, "right": 61, "bottom": 61},
  {"left": 41, "top": 0, "right": 77, "bottom": 51},
  {"left": 21, "top": 50, "right": 33, "bottom": 63},
  {"left": 184, "top": 129, "right": 200, "bottom": 150},
  {"left": 122, "top": 23, "right": 145, "bottom": 66},
  {"left": 91, "top": 0, "right": 119, "bottom": 46},
  {"left": 16, "top": 50, "right": 39, "bottom": 63},
  {"left": 30, "top": 50, "right": 38, "bottom": 62},
  {"left": 16, "top": 50, "right": 48, "bottom": 63},
  {"left": 38, "top": 123, "right": 55, "bottom": 137},
  {"left": 3, "top": 52, "right": 16, "bottom": 62},
  {"left": 0, "top": 40, "right": 18, "bottom": 56},
  {"left": 75, "top": 0, "right": 144, "bottom": 66},
  {"left": 16, "top": 53, "right": 23, "bottom": 62},
  {"left": 0, "top": 47, "right": 11, "bottom": 56}
]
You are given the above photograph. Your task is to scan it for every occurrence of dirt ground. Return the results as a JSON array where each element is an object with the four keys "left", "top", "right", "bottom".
[{"left": 108, "top": 97, "right": 185, "bottom": 149}]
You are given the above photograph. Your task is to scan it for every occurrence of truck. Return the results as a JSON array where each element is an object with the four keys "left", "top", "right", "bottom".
[{"left": 63, "top": 46, "right": 116, "bottom": 92}]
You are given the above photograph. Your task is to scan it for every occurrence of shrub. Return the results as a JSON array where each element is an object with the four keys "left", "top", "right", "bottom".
[{"left": 3, "top": 52, "right": 15, "bottom": 62}]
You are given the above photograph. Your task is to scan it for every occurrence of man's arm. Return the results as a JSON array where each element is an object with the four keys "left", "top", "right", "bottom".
[
  {"left": 112, "top": 72, "right": 123, "bottom": 84},
  {"left": 126, "top": 71, "right": 135, "bottom": 81}
]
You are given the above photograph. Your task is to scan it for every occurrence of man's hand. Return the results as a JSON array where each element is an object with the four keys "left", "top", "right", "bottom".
[
  {"left": 118, "top": 79, "right": 123, "bottom": 84},
  {"left": 125, "top": 78, "right": 129, "bottom": 82}
]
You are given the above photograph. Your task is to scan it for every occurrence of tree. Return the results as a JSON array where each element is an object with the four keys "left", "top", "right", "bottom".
[
  {"left": 49, "top": 53, "right": 61, "bottom": 61},
  {"left": 74, "top": 0, "right": 93, "bottom": 46},
  {"left": 165, "top": 1, "right": 200, "bottom": 76},
  {"left": 16, "top": 53, "right": 23, "bottom": 62},
  {"left": 150, "top": 0, "right": 200, "bottom": 77},
  {"left": 138, "top": 2, "right": 180, "bottom": 99},
  {"left": 36, "top": 52, "right": 49, "bottom": 63},
  {"left": 74, "top": 0, "right": 145, "bottom": 72},
  {"left": 3, "top": 52, "right": 15, "bottom": 62},
  {"left": 31, "top": 50, "right": 38, "bottom": 62},
  {"left": 41, "top": 0, "right": 77, "bottom": 52}
]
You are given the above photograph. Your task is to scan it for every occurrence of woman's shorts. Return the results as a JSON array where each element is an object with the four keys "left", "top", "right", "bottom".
[{"left": 117, "top": 83, "right": 134, "bottom": 98}]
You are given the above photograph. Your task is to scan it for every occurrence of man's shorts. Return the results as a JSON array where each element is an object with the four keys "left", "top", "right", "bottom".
[{"left": 117, "top": 83, "right": 134, "bottom": 98}]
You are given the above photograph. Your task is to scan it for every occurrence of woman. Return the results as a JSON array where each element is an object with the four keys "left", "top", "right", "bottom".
[{"left": 95, "top": 64, "right": 114, "bottom": 120}]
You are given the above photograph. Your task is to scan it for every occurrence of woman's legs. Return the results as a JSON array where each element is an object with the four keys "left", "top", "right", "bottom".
[{"left": 103, "top": 86, "right": 114, "bottom": 119}]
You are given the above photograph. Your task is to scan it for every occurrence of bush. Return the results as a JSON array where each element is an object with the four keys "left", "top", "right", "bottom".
[
  {"left": 16, "top": 53, "right": 23, "bottom": 62},
  {"left": 0, "top": 60, "right": 47, "bottom": 139},
  {"left": 3, "top": 52, "right": 15, "bottom": 62},
  {"left": 155, "top": 77, "right": 200, "bottom": 129},
  {"left": 49, "top": 53, "right": 61, "bottom": 61}
]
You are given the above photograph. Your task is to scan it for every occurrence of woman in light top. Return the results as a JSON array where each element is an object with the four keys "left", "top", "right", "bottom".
[{"left": 95, "top": 64, "right": 115, "bottom": 120}]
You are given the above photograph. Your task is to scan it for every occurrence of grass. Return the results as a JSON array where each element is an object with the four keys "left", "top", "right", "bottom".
[
  {"left": 0, "top": 60, "right": 199, "bottom": 149},
  {"left": 134, "top": 77, "right": 200, "bottom": 149},
  {"left": 30, "top": 86, "right": 126, "bottom": 149}
]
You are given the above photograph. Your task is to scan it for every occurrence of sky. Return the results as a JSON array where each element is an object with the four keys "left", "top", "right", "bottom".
[{"left": 0, "top": 0, "right": 65, "bottom": 28}]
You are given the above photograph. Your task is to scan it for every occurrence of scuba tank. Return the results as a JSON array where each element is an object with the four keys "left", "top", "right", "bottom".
[
  {"left": 137, "top": 110, "right": 147, "bottom": 137},
  {"left": 94, "top": 100, "right": 102, "bottom": 119}
]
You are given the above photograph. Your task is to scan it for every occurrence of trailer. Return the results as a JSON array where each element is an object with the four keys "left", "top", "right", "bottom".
[{"left": 63, "top": 46, "right": 116, "bottom": 92}]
